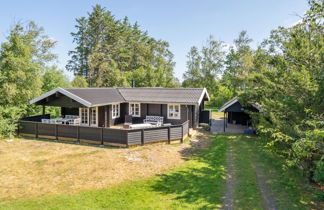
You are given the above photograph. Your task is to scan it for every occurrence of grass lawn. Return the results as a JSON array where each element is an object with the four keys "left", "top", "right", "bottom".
[
  {"left": 0, "top": 134, "right": 320, "bottom": 209},
  {"left": 0, "top": 135, "right": 228, "bottom": 209},
  {"left": 205, "top": 104, "right": 224, "bottom": 119}
]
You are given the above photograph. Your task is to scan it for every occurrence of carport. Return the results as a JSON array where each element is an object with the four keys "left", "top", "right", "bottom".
[{"left": 218, "top": 97, "right": 260, "bottom": 133}]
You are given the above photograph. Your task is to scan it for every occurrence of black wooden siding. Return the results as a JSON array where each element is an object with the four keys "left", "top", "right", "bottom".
[
  {"left": 57, "top": 125, "right": 78, "bottom": 139},
  {"left": 127, "top": 130, "right": 142, "bottom": 145},
  {"left": 38, "top": 123, "right": 56, "bottom": 136},
  {"left": 144, "top": 127, "right": 168, "bottom": 142},
  {"left": 103, "top": 128, "right": 127, "bottom": 144},
  {"left": 114, "top": 103, "right": 195, "bottom": 128},
  {"left": 170, "top": 126, "right": 182, "bottom": 139},
  {"left": 18, "top": 120, "right": 189, "bottom": 147}
]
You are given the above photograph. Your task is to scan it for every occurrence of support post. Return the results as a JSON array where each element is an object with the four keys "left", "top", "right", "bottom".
[
  {"left": 101, "top": 127, "right": 104, "bottom": 145},
  {"left": 55, "top": 124, "right": 58, "bottom": 140},
  {"left": 104, "top": 106, "right": 108, "bottom": 127},
  {"left": 167, "top": 126, "right": 171, "bottom": 144},
  {"left": 223, "top": 112, "right": 226, "bottom": 132},
  {"left": 35, "top": 123, "right": 38, "bottom": 138},
  {"left": 226, "top": 113, "right": 228, "bottom": 128},
  {"left": 141, "top": 129, "right": 144, "bottom": 146},
  {"left": 180, "top": 125, "right": 184, "bottom": 143},
  {"left": 42, "top": 105, "right": 45, "bottom": 116},
  {"left": 77, "top": 126, "right": 80, "bottom": 143}
]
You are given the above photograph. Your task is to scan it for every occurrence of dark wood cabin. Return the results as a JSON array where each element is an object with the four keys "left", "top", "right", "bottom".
[
  {"left": 218, "top": 97, "right": 260, "bottom": 126},
  {"left": 29, "top": 87, "right": 211, "bottom": 129}
]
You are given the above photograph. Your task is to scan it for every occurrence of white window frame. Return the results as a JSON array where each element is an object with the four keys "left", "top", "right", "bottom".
[
  {"left": 90, "top": 107, "right": 98, "bottom": 127},
  {"left": 129, "top": 103, "right": 141, "bottom": 117},
  {"left": 167, "top": 104, "right": 181, "bottom": 119},
  {"left": 80, "top": 107, "right": 89, "bottom": 126},
  {"left": 112, "top": 103, "right": 120, "bottom": 119}
]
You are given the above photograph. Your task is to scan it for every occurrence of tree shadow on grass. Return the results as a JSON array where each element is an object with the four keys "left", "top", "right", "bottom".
[{"left": 151, "top": 133, "right": 229, "bottom": 209}]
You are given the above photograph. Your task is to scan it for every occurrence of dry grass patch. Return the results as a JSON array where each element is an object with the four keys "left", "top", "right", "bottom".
[
  {"left": 0, "top": 136, "right": 202, "bottom": 201},
  {"left": 212, "top": 112, "right": 224, "bottom": 119}
]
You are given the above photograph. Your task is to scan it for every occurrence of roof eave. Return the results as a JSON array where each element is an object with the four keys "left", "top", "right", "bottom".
[{"left": 29, "top": 87, "right": 92, "bottom": 107}]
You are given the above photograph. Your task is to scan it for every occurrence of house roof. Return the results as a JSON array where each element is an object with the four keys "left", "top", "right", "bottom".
[
  {"left": 65, "top": 88, "right": 125, "bottom": 106},
  {"left": 218, "top": 97, "right": 261, "bottom": 112},
  {"left": 30, "top": 87, "right": 210, "bottom": 107},
  {"left": 118, "top": 87, "right": 209, "bottom": 104}
]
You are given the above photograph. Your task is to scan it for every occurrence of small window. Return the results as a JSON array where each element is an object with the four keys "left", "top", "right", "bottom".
[
  {"left": 112, "top": 104, "right": 120, "bottom": 119},
  {"left": 80, "top": 108, "right": 89, "bottom": 125},
  {"left": 90, "top": 107, "right": 97, "bottom": 126},
  {"left": 168, "top": 104, "right": 181, "bottom": 119},
  {"left": 129, "top": 103, "right": 140, "bottom": 117}
]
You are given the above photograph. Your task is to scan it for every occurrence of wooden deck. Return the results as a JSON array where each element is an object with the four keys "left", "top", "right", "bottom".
[{"left": 18, "top": 119, "right": 189, "bottom": 147}]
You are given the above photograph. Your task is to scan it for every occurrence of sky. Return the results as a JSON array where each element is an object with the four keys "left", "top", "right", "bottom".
[{"left": 0, "top": 0, "right": 308, "bottom": 81}]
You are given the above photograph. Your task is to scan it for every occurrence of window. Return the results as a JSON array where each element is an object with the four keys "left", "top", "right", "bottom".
[
  {"left": 129, "top": 103, "right": 140, "bottom": 117},
  {"left": 80, "top": 108, "right": 89, "bottom": 125},
  {"left": 90, "top": 107, "right": 98, "bottom": 126},
  {"left": 168, "top": 104, "right": 181, "bottom": 119},
  {"left": 112, "top": 104, "right": 120, "bottom": 119}
]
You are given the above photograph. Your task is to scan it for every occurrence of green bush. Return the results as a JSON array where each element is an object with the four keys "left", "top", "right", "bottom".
[{"left": 0, "top": 106, "right": 23, "bottom": 139}]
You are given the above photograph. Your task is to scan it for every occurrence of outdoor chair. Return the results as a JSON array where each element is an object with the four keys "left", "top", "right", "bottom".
[
  {"left": 65, "top": 115, "right": 78, "bottom": 119},
  {"left": 125, "top": 115, "right": 133, "bottom": 124},
  {"left": 68, "top": 118, "right": 80, "bottom": 125},
  {"left": 41, "top": 119, "right": 50, "bottom": 123},
  {"left": 143, "top": 116, "right": 164, "bottom": 126},
  {"left": 124, "top": 115, "right": 133, "bottom": 128}
]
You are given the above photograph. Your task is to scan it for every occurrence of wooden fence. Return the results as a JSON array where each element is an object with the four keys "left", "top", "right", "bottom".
[{"left": 17, "top": 120, "right": 189, "bottom": 147}]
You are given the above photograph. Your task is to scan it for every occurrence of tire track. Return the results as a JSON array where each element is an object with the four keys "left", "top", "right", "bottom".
[
  {"left": 254, "top": 160, "right": 277, "bottom": 210},
  {"left": 222, "top": 143, "right": 235, "bottom": 210}
]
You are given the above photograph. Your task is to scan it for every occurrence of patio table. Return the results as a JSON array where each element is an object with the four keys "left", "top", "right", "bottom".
[
  {"left": 129, "top": 123, "right": 154, "bottom": 129},
  {"left": 50, "top": 118, "right": 70, "bottom": 124}
]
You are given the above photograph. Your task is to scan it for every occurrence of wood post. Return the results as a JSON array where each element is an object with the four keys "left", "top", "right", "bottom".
[
  {"left": 141, "top": 129, "right": 144, "bottom": 146},
  {"left": 167, "top": 126, "right": 171, "bottom": 144},
  {"left": 180, "top": 125, "right": 184, "bottom": 143},
  {"left": 55, "top": 124, "right": 58, "bottom": 140},
  {"left": 76, "top": 126, "right": 80, "bottom": 143},
  {"left": 35, "top": 123, "right": 38, "bottom": 138},
  {"left": 223, "top": 112, "right": 226, "bottom": 132},
  {"left": 42, "top": 105, "right": 45, "bottom": 116},
  {"left": 104, "top": 106, "right": 108, "bottom": 127},
  {"left": 100, "top": 127, "right": 104, "bottom": 145}
]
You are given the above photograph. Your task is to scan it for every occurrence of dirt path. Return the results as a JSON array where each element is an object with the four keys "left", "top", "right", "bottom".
[
  {"left": 254, "top": 160, "right": 277, "bottom": 210},
  {"left": 222, "top": 136, "right": 277, "bottom": 210},
  {"left": 222, "top": 143, "right": 235, "bottom": 210}
]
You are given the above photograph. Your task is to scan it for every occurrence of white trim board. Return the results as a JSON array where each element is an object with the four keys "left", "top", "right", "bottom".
[
  {"left": 218, "top": 97, "right": 262, "bottom": 112},
  {"left": 218, "top": 97, "right": 238, "bottom": 112},
  {"left": 198, "top": 88, "right": 210, "bottom": 105},
  {"left": 29, "top": 88, "right": 92, "bottom": 107}
]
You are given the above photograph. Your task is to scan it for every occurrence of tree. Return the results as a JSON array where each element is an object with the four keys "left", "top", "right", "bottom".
[
  {"left": 0, "top": 22, "right": 56, "bottom": 107},
  {"left": 0, "top": 21, "right": 56, "bottom": 137},
  {"left": 182, "top": 36, "right": 225, "bottom": 101},
  {"left": 71, "top": 75, "right": 88, "bottom": 88},
  {"left": 222, "top": 30, "right": 254, "bottom": 93},
  {"left": 42, "top": 66, "right": 70, "bottom": 92},
  {"left": 237, "top": 0, "right": 324, "bottom": 182},
  {"left": 67, "top": 5, "right": 177, "bottom": 88}
]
